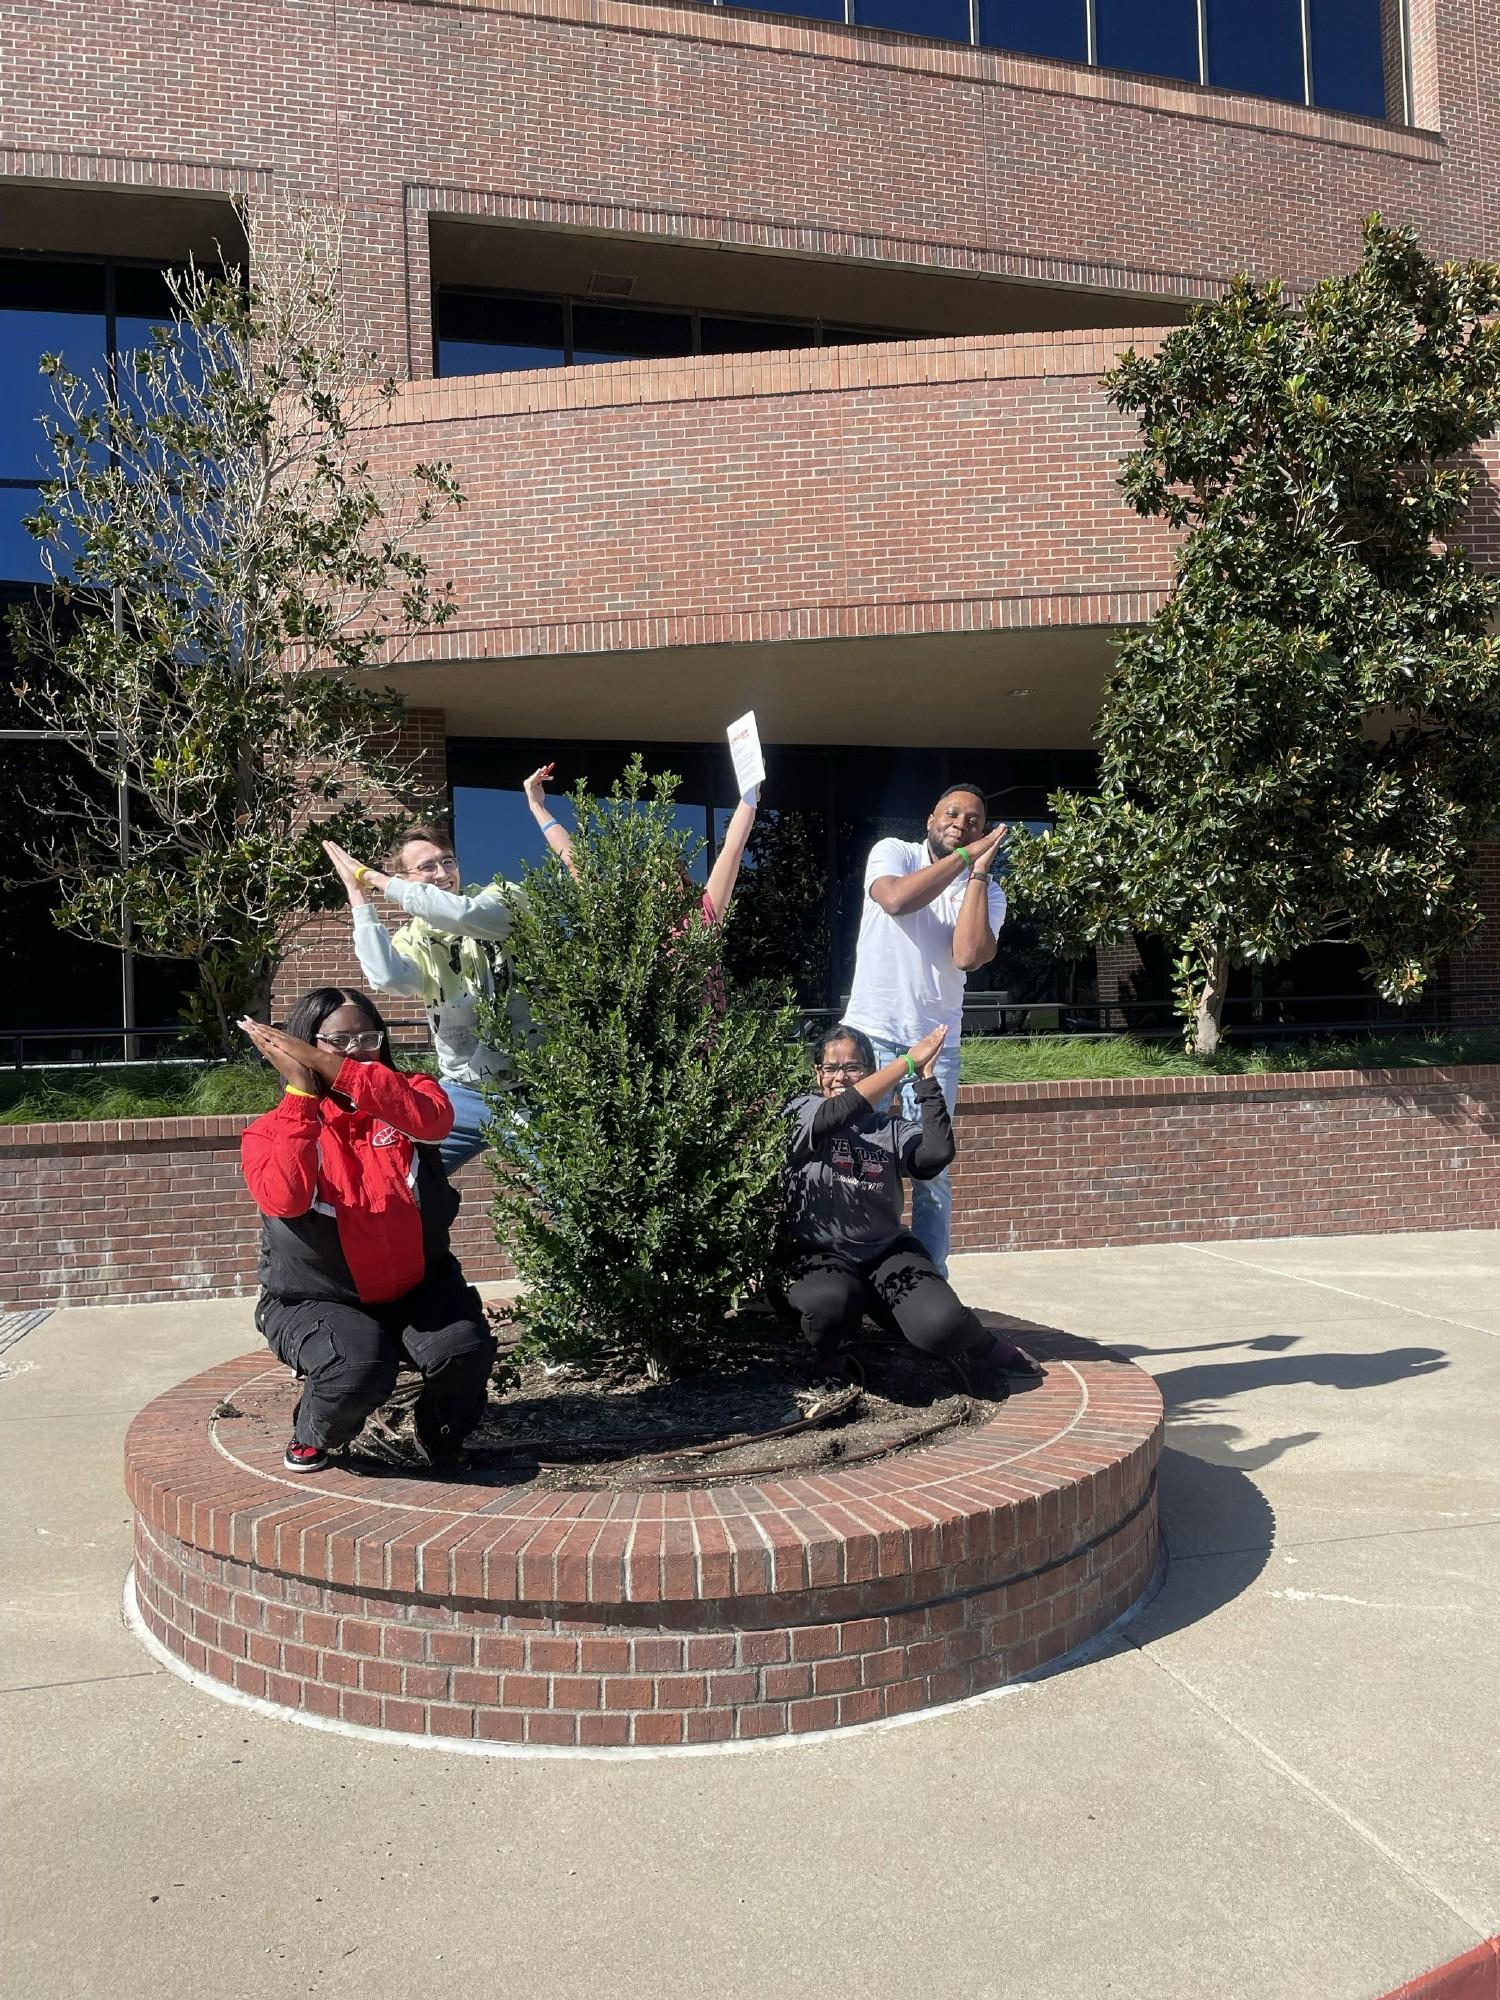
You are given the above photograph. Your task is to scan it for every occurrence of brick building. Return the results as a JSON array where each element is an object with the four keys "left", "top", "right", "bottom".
[{"left": 2, "top": 0, "right": 1497, "bottom": 1035}]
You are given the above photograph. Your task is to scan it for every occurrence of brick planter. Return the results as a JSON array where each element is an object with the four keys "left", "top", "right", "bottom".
[
  {"left": 124, "top": 1337, "right": 1162, "bottom": 1749},
  {"left": 6, "top": 1065, "right": 1498, "bottom": 1311}
]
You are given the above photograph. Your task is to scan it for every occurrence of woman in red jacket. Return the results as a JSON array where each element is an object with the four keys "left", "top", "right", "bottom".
[{"left": 240, "top": 988, "right": 497, "bottom": 1474}]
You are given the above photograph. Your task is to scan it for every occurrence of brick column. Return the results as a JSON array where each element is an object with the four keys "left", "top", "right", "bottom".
[
  {"left": 1095, "top": 934, "right": 1146, "bottom": 1033},
  {"left": 272, "top": 706, "right": 449, "bottom": 1023}
]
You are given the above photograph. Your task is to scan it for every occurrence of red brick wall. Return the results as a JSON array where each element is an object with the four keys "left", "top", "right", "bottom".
[
  {"left": 1452, "top": 842, "right": 1500, "bottom": 1026},
  {"left": 6, "top": 1066, "right": 1496, "bottom": 1311},
  {"left": 4, "top": 0, "right": 1496, "bottom": 377}
]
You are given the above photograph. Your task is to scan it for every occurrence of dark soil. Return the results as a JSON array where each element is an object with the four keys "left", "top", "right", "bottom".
[{"left": 350, "top": 1307, "right": 1032, "bottom": 1490}]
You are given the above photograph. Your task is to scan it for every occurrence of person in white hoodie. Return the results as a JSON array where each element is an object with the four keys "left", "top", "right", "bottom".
[{"left": 321, "top": 767, "right": 570, "bottom": 1172}]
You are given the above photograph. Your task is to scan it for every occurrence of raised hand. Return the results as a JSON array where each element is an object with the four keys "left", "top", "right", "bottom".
[
  {"left": 323, "top": 838, "right": 387, "bottom": 900},
  {"left": 966, "top": 823, "right": 1008, "bottom": 871},
  {"left": 239, "top": 1017, "right": 325, "bottom": 1094},
  {"left": 908, "top": 1022, "right": 950, "bottom": 1078},
  {"left": 523, "top": 763, "right": 556, "bottom": 812}
]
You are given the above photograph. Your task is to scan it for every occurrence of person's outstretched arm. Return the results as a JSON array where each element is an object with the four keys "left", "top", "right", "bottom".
[
  {"left": 523, "top": 762, "right": 580, "bottom": 880},
  {"left": 868, "top": 822, "right": 1006, "bottom": 920},
  {"left": 322, "top": 838, "right": 516, "bottom": 941},
  {"left": 902, "top": 1077, "right": 955, "bottom": 1179},
  {"left": 789, "top": 1026, "right": 948, "bottom": 1161},
  {"left": 323, "top": 841, "right": 431, "bottom": 998},
  {"left": 704, "top": 791, "right": 758, "bottom": 920}
]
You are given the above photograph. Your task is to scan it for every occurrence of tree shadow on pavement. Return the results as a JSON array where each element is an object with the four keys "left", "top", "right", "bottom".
[{"left": 1123, "top": 1338, "right": 1449, "bottom": 1644}]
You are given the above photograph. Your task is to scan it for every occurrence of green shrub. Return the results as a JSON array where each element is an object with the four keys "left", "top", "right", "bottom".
[{"left": 482, "top": 760, "right": 803, "bottom": 1380}]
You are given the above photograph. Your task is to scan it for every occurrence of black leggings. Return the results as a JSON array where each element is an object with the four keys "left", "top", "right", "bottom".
[
  {"left": 257, "top": 1260, "right": 497, "bottom": 1452},
  {"left": 784, "top": 1236, "right": 984, "bottom": 1363}
]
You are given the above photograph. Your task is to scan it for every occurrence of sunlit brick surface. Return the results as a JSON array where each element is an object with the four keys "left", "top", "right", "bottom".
[{"left": 125, "top": 1339, "right": 1162, "bottom": 1745}]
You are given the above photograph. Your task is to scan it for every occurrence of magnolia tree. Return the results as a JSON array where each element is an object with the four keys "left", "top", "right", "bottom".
[
  {"left": 6, "top": 201, "right": 461, "bottom": 1052},
  {"left": 1007, "top": 219, "right": 1500, "bottom": 1053},
  {"left": 484, "top": 761, "right": 802, "bottom": 1381}
]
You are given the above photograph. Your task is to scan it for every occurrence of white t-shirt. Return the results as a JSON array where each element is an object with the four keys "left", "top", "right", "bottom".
[{"left": 843, "top": 837, "right": 1007, "bottom": 1045}]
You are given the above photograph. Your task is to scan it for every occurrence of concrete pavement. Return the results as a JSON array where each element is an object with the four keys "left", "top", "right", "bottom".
[{"left": 3, "top": 1234, "right": 1497, "bottom": 2000}]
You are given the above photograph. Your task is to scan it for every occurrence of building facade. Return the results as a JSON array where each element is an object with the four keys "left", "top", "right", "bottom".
[{"left": 2, "top": 0, "right": 1497, "bottom": 1035}]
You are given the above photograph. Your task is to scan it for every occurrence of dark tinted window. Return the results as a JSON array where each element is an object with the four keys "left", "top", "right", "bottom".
[
  {"left": 0, "top": 309, "right": 106, "bottom": 478},
  {"left": 0, "top": 489, "right": 48, "bottom": 581},
  {"left": 571, "top": 305, "right": 693, "bottom": 363},
  {"left": 724, "top": 0, "right": 845, "bottom": 16},
  {"left": 699, "top": 316, "right": 814, "bottom": 355},
  {"left": 437, "top": 293, "right": 566, "bottom": 374},
  {"left": 1095, "top": 0, "right": 1200, "bottom": 82},
  {"left": 1207, "top": 0, "right": 1304, "bottom": 101},
  {"left": 854, "top": 0, "right": 970, "bottom": 38},
  {"left": 978, "top": 0, "right": 1089, "bottom": 63},
  {"left": 1309, "top": 0, "right": 1389, "bottom": 116}
]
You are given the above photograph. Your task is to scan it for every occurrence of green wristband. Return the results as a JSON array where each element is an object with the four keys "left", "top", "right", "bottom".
[
  {"left": 953, "top": 844, "right": 973, "bottom": 867},
  {"left": 903, "top": 1054, "right": 918, "bottom": 1079}
]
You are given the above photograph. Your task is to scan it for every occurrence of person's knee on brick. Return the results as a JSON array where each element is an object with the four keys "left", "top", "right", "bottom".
[
  {"left": 291, "top": 1314, "right": 402, "bottom": 1449},
  {"left": 785, "top": 1261, "right": 866, "bottom": 1363},
  {"left": 403, "top": 1309, "right": 498, "bottom": 1461},
  {"left": 873, "top": 1252, "right": 984, "bottom": 1362}
]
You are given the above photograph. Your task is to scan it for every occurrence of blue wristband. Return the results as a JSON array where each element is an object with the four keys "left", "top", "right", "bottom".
[{"left": 538, "top": 818, "right": 562, "bottom": 836}]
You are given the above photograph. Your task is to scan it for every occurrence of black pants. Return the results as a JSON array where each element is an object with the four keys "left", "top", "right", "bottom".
[
  {"left": 257, "top": 1260, "right": 497, "bottom": 1452},
  {"left": 785, "top": 1235, "right": 984, "bottom": 1364}
]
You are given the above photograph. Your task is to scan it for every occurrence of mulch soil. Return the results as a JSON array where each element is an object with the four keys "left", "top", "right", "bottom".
[{"left": 350, "top": 1305, "right": 1039, "bottom": 1490}]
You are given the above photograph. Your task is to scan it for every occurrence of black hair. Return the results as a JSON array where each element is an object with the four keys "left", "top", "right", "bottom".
[
  {"left": 932, "top": 781, "right": 989, "bottom": 815},
  {"left": 283, "top": 987, "right": 395, "bottom": 1081},
  {"left": 812, "top": 1023, "right": 877, "bottom": 1073}
]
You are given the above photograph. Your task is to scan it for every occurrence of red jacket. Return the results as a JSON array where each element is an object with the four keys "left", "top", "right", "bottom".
[{"left": 242, "top": 1060, "right": 456, "bottom": 1306}]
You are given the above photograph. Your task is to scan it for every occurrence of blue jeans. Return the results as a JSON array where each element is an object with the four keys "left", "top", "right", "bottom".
[
  {"left": 437, "top": 1079, "right": 495, "bottom": 1175},
  {"left": 868, "top": 1034, "right": 962, "bottom": 1278}
]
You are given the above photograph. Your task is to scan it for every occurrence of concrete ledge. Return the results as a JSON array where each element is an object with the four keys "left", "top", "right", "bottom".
[{"left": 123, "top": 1338, "right": 1163, "bottom": 1748}]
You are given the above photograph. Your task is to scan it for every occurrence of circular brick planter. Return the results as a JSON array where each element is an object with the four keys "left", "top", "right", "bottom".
[{"left": 125, "top": 1334, "right": 1163, "bottom": 1749}]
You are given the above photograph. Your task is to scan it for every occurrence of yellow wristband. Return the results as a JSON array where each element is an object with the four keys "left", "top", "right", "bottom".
[
  {"left": 284, "top": 1085, "right": 318, "bottom": 1099},
  {"left": 354, "top": 865, "right": 370, "bottom": 885}
]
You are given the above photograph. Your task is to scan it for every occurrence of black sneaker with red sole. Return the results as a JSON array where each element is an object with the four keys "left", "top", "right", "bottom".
[{"left": 283, "top": 1439, "right": 329, "bottom": 1473}]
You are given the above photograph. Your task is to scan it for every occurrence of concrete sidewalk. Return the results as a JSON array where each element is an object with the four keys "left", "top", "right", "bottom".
[{"left": 3, "top": 1233, "right": 1497, "bottom": 2000}]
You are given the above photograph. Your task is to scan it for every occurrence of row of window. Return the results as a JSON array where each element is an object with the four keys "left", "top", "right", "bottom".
[
  {"left": 0, "top": 257, "right": 187, "bottom": 580},
  {"left": 711, "top": 0, "right": 1393, "bottom": 120},
  {"left": 437, "top": 288, "right": 921, "bottom": 378}
]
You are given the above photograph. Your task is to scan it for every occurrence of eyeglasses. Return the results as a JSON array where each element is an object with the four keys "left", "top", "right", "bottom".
[
  {"left": 408, "top": 854, "right": 457, "bottom": 875},
  {"left": 317, "top": 1030, "right": 384, "bottom": 1053},
  {"left": 817, "top": 1062, "right": 871, "bottom": 1079}
]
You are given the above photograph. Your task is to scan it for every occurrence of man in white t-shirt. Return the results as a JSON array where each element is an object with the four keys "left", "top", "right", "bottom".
[{"left": 842, "top": 783, "right": 1007, "bottom": 1276}]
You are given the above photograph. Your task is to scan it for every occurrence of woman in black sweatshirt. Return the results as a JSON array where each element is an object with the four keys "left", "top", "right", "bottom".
[{"left": 782, "top": 1024, "right": 1042, "bottom": 1392}]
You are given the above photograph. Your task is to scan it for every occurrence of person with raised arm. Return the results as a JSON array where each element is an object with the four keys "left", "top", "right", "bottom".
[
  {"left": 322, "top": 767, "right": 563, "bottom": 1171},
  {"left": 781, "top": 1022, "right": 1041, "bottom": 1390},
  {"left": 841, "top": 782, "right": 1008, "bottom": 1277},
  {"left": 239, "top": 988, "right": 497, "bottom": 1474}
]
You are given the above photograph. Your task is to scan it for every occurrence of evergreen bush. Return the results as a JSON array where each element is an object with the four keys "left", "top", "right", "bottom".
[{"left": 482, "top": 760, "right": 803, "bottom": 1380}]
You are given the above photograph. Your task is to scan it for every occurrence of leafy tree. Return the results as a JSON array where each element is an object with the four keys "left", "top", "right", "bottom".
[
  {"left": 6, "top": 202, "right": 461, "bottom": 1053},
  {"left": 484, "top": 759, "right": 803, "bottom": 1381},
  {"left": 720, "top": 804, "right": 833, "bottom": 1005},
  {"left": 1007, "top": 219, "right": 1500, "bottom": 1053}
]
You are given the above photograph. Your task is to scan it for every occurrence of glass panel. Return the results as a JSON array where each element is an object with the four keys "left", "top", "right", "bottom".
[
  {"left": 853, "top": 0, "right": 971, "bottom": 37},
  {"left": 452, "top": 786, "right": 708, "bottom": 886},
  {"left": 977, "top": 0, "right": 1089, "bottom": 62},
  {"left": 699, "top": 315, "right": 815, "bottom": 355},
  {"left": 0, "top": 488, "right": 48, "bottom": 582},
  {"left": 571, "top": 305, "right": 693, "bottom": 364},
  {"left": 0, "top": 258, "right": 105, "bottom": 314},
  {"left": 1094, "top": 0, "right": 1200, "bottom": 81},
  {"left": 1309, "top": 0, "right": 1388, "bottom": 116},
  {"left": 451, "top": 787, "right": 575, "bottom": 890},
  {"left": 435, "top": 293, "right": 566, "bottom": 375},
  {"left": 1207, "top": 0, "right": 1304, "bottom": 101},
  {"left": 0, "top": 309, "right": 107, "bottom": 478},
  {"left": 722, "top": 0, "right": 846, "bottom": 17}
]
